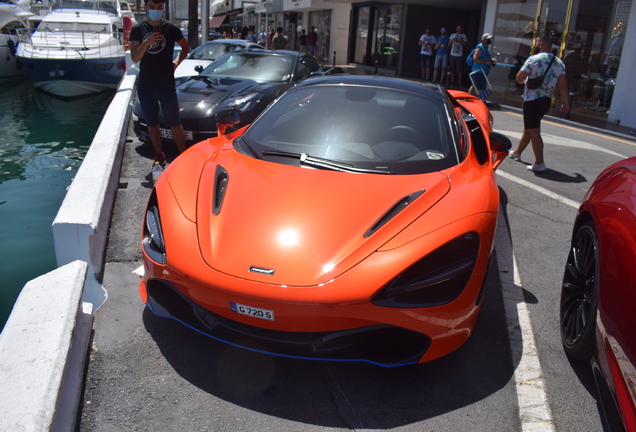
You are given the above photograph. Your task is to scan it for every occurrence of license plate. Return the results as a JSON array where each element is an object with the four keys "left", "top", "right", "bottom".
[
  {"left": 160, "top": 128, "right": 193, "bottom": 141},
  {"left": 230, "top": 302, "right": 275, "bottom": 321}
]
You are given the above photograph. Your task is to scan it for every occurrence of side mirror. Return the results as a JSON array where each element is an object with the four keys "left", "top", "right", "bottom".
[
  {"left": 194, "top": 65, "right": 204, "bottom": 74},
  {"left": 489, "top": 131, "right": 512, "bottom": 153},
  {"left": 214, "top": 107, "right": 241, "bottom": 137}
]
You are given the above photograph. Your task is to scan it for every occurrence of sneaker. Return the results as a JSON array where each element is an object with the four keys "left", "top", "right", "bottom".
[
  {"left": 527, "top": 162, "right": 547, "bottom": 172},
  {"left": 509, "top": 150, "right": 521, "bottom": 161},
  {"left": 153, "top": 152, "right": 166, "bottom": 168}
]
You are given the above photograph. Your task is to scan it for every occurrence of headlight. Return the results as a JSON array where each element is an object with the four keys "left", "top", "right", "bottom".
[
  {"left": 143, "top": 191, "right": 166, "bottom": 264},
  {"left": 371, "top": 232, "right": 480, "bottom": 308},
  {"left": 227, "top": 92, "right": 260, "bottom": 111}
]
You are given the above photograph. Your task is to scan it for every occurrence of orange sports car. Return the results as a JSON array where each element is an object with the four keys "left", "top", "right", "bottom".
[{"left": 140, "top": 75, "right": 511, "bottom": 367}]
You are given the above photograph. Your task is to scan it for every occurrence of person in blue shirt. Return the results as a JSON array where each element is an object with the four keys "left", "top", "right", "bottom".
[
  {"left": 433, "top": 27, "right": 450, "bottom": 83},
  {"left": 468, "top": 33, "right": 497, "bottom": 96}
]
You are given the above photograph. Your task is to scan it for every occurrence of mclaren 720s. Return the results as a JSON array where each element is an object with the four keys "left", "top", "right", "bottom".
[{"left": 140, "top": 75, "right": 512, "bottom": 367}]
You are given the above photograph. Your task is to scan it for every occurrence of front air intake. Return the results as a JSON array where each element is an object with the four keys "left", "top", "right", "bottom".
[{"left": 364, "top": 190, "right": 425, "bottom": 238}]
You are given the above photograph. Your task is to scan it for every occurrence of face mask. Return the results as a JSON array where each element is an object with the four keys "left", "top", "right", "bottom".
[
  {"left": 148, "top": 9, "right": 163, "bottom": 22},
  {"left": 486, "top": 39, "right": 492, "bottom": 45}
]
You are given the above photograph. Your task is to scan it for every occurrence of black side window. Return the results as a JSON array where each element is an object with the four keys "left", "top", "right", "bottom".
[
  {"left": 295, "top": 59, "right": 310, "bottom": 80},
  {"left": 464, "top": 114, "right": 488, "bottom": 165},
  {"left": 301, "top": 55, "right": 320, "bottom": 72}
]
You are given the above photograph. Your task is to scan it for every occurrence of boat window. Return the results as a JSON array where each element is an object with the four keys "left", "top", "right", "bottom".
[
  {"left": 40, "top": 22, "right": 110, "bottom": 33},
  {"left": 1, "top": 21, "right": 27, "bottom": 35}
]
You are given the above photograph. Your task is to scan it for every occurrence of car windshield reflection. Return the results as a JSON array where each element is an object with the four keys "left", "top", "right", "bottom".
[
  {"left": 242, "top": 85, "right": 458, "bottom": 175},
  {"left": 201, "top": 52, "right": 293, "bottom": 82}
]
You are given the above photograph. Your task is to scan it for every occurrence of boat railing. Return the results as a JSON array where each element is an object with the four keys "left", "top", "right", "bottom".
[
  {"left": 49, "top": 0, "right": 121, "bottom": 17},
  {"left": 17, "top": 27, "right": 124, "bottom": 59}
]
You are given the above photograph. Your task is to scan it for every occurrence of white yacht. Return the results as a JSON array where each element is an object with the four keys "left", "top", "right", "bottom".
[
  {"left": 16, "top": 0, "right": 126, "bottom": 97},
  {"left": 0, "top": 0, "right": 32, "bottom": 82}
]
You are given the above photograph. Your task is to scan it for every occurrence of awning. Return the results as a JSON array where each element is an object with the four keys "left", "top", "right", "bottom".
[{"left": 209, "top": 14, "right": 228, "bottom": 28}]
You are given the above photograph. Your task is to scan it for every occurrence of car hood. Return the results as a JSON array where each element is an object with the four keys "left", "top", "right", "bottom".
[
  {"left": 176, "top": 77, "right": 278, "bottom": 118},
  {"left": 174, "top": 59, "right": 213, "bottom": 78},
  {"left": 193, "top": 149, "right": 451, "bottom": 286}
]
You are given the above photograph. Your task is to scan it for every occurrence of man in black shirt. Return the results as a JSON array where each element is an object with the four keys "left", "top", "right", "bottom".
[{"left": 130, "top": 0, "right": 189, "bottom": 167}]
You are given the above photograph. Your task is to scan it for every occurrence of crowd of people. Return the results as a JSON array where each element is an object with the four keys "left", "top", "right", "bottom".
[
  {"left": 419, "top": 25, "right": 470, "bottom": 89},
  {"left": 419, "top": 26, "right": 569, "bottom": 172},
  {"left": 218, "top": 24, "right": 320, "bottom": 54}
]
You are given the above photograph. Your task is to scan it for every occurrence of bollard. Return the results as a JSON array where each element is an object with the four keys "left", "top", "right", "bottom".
[
  {"left": 333, "top": 51, "right": 336, "bottom": 67},
  {"left": 445, "top": 70, "right": 451, "bottom": 88},
  {"left": 564, "top": 84, "right": 575, "bottom": 119},
  {"left": 374, "top": 51, "right": 380, "bottom": 74}
]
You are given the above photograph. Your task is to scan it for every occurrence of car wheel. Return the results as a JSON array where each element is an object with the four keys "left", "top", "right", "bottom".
[{"left": 560, "top": 220, "right": 599, "bottom": 362}]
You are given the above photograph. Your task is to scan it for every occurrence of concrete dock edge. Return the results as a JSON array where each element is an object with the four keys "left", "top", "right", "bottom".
[
  {"left": 0, "top": 66, "right": 138, "bottom": 431},
  {"left": 52, "top": 68, "right": 139, "bottom": 308},
  {"left": 0, "top": 261, "right": 92, "bottom": 432}
]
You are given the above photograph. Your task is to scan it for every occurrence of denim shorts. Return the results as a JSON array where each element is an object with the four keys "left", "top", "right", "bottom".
[
  {"left": 137, "top": 85, "right": 181, "bottom": 128},
  {"left": 434, "top": 54, "right": 449, "bottom": 68},
  {"left": 420, "top": 54, "right": 433, "bottom": 68},
  {"left": 449, "top": 55, "right": 463, "bottom": 73}
]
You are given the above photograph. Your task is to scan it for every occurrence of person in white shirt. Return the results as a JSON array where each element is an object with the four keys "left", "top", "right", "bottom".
[
  {"left": 449, "top": 25, "right": 468, "bottom": 88},
  {"left": 509, "top": 34, "right": 569, "bottom": 173},
  {"left": 418, "top": 27, "right": 436, "bottom": 81}
]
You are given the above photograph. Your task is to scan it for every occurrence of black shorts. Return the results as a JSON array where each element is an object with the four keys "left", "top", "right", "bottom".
[{"left": 522, "top": 97, "right": 552, "bottom": 129}]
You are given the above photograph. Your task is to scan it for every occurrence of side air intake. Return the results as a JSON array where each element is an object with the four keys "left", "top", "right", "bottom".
[
  {"left": 364, "top": 190, "right": 425, "bottom": 238},
  {"left": 213, "top": 165, "right": 229, "bottom": 215}
]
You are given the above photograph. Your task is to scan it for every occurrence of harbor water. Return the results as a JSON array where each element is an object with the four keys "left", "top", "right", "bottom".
[{"left": 0, "top": 79, "right": 114, "bottom": 329}]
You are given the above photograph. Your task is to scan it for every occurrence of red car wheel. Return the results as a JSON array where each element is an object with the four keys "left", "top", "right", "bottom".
[{"left": 560, "top": 220, "right": 599, "bottom": 362}]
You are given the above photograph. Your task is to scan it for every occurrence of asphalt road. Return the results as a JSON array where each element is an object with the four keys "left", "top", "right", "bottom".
[{"left": 78, "top": 110, "right": 636, "bottom": 431}]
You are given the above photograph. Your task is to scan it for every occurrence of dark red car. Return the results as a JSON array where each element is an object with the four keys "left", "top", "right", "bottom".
[{"left": 560, "top": 156, "right": 636, "bottom": 431}]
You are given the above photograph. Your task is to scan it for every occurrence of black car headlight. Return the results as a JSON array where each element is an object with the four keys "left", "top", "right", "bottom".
[
  {"left": 372, "top": 232, "right": 480, "bottom": 308},
  {"left": 143, "top": 191, "right": 166, "bottom": 265},
  {"left": 227, "top": 92, "right": 260, "bottom": 111}
]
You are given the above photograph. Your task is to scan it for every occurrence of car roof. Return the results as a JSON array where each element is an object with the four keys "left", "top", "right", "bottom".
[
  {"left": 295, "top": 75, "right": 447, "bottom": 102},
  {"left": 200, "top": 39, "right": 261, "bottom": 46}
]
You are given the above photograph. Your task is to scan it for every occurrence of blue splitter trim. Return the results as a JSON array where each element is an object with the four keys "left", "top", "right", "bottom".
[{"left": 145, "top": 302, "right": 418, "bottom": 368}]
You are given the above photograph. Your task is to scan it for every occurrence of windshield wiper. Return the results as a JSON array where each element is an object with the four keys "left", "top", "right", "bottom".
[{"left": 262, "top": 150, "right": 391, "bottom": 174}]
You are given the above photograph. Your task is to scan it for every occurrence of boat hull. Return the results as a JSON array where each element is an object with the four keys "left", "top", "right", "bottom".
[{"left": 19, "top": 57, "right": 125, "bottom": 97}]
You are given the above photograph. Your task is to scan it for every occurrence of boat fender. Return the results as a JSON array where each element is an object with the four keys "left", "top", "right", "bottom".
[{"left": 7, "top": 39, "right": 16, "bottom": 57}]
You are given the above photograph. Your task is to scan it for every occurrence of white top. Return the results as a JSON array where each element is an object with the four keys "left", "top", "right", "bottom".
[
  {"left": 419, "top": 34, "right": 436, "bottom": 55},
  {"left": 449, "top": 33, "right": 467, "bottom": 57}
]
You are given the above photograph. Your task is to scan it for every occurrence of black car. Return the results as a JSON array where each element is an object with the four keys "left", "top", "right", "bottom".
[
  {"left": 132, "top": 50, "right": 342, "bottom": 146},
  {"left": 174, "top": 39, "right": 264, "bottom": 78}
]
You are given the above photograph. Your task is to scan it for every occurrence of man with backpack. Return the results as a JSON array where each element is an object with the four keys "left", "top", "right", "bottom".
[
  {"left": 509, "top": 34, "right": 569, "bottom": 172},
  {"left": 467, "top": 33, "right": 497, "bottom": 96}
]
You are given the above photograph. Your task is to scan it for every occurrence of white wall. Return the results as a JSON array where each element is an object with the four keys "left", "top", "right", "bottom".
[
  {"left": 482, "top": 0, "right": 498, "bottom": 36},
  {"left": 608, "top": 0, "right": 636, "bottom": 129},
  {"left": 330, "top": 2, "right": 351, "bottom": 65}
]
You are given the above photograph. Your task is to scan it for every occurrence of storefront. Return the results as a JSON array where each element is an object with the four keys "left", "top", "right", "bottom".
[
  {"left": 307, "top": 10, "right": 332, "bottom": 63},
  {"left": 488, "top": 0, "right": 633, "bottom": 123},
  {"left": 351, "top": 4, "right": 402, "bottom": 69}
]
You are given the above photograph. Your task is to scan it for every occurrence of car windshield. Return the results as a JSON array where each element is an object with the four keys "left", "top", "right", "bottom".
[
  {"left": 241, "top": 84, "right": 459, "bottom": 175},
  {"left": 189, "top": 43, "right": 248, "bottom": 61},
  {"left": 200, "top": 52, "right": 294, "bottom": 82}
]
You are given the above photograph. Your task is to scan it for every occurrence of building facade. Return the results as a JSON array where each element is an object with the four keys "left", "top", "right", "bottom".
[{"left": 204, "top": 0, "right": 636, "bottom": 128}]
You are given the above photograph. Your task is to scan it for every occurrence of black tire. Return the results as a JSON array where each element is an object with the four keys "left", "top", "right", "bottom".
[{"left": 560, "top": 220, "right": 599, "bottom": 362}]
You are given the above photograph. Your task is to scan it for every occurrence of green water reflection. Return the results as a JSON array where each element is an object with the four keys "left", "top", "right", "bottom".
[{"left": 0, "top": 80, "right": 113, "bottom": 329}]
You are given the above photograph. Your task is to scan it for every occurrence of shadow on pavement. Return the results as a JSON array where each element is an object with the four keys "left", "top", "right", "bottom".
[{"left": 141, "top": 257, "right": 515, "bottom": 429}]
